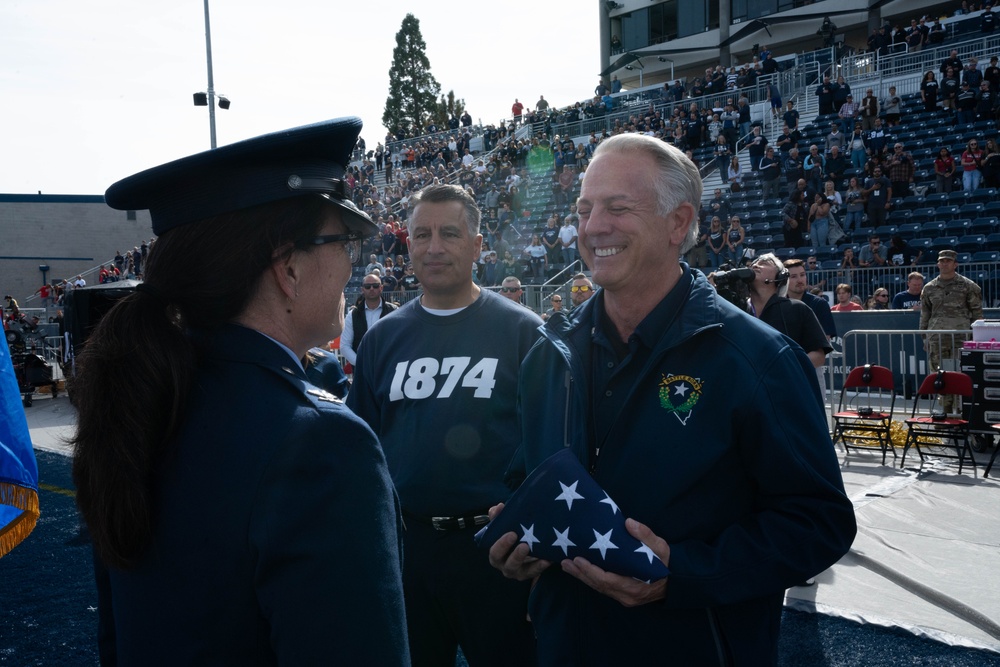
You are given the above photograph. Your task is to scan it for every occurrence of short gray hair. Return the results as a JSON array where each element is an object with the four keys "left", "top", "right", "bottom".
[
  {"left": 407, "top": 184, "right": 481, "bottom": 237},
  {"left": 589, "top": 134, "right": 702, "bottom": 253}
]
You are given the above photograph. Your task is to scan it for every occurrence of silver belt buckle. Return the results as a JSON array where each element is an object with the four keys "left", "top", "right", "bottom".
[{"left": 431, "top": 516, "right": 450, "bottom": 530}]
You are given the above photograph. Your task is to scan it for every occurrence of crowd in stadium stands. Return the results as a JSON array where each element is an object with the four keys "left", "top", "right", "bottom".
[{"left": 7, "top": 3, "right": 1000, "bottom": 324}]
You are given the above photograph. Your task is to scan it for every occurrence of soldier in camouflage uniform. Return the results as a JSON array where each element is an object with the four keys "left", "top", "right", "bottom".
[{"left": 919, "top": 249, "right": 983, "bottom": 412}]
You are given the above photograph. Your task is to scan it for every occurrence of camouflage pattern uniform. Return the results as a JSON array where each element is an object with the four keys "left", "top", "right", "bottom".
[{"left": 920, "top": 272, "right": 983, "bottom": 411}]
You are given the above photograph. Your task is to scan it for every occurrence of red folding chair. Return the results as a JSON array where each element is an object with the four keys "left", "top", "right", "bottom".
[
  {"left": 900, "top": 370, "right": 976, "bottom": 474},
  {"left": 987, "top": 425, "right": 1000, "bottom": 479},
  {"left": 832, "top": 364, "right": 897, "bottom": 465}
]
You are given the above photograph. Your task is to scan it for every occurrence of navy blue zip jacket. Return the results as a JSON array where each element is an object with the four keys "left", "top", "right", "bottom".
[{"left": 508, "top": 268, "right": 856, "bottom": 666}]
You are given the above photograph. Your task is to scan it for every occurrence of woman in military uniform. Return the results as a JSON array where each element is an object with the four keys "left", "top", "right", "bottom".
[{"left": 71, "top": 119, "right": 408, "bottom": 666}]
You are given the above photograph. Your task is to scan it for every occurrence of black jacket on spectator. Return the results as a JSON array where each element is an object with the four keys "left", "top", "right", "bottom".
[{"left": 350, "top": 301, "right": 399, "bottom": 351}]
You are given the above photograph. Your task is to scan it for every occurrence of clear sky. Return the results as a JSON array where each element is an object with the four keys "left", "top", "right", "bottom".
[{"left": 1, "top": 1, "right": 600, "bottom": 196}]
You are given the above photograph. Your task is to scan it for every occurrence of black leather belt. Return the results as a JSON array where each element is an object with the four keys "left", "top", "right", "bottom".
[{"left": 403, "top": 510, "right": 490, "bottom": 531}]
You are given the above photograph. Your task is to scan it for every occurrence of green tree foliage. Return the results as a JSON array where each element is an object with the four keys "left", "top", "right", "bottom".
[
  {"left": 432, "top": 90, "right": 466, "bottom": 128},
  {"left": 382, "top": 14, "right": 442, "bottom": 135}
]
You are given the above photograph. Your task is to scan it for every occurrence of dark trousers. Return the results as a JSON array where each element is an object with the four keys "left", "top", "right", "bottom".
[
  {"left": 866, "top": 204, "right": 887, "bottom": 228},
  {"left": 402, "top": 520, "right": 536, "bottom": 667}
]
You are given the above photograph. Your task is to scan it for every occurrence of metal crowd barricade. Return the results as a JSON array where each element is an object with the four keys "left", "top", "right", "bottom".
[
  {"left": 827, "top": 329, "right": 971, "bottom": 426},
  {"left": 42, "top": 336, "right": 65, "bottom": 365}
]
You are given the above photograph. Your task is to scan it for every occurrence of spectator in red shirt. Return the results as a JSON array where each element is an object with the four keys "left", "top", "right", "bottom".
[
  {"left": 831, "top": 284, "right": 864, "bottom": 311},
  {"left": 511, "top": 99, "right": 524, "bottom": 125}
]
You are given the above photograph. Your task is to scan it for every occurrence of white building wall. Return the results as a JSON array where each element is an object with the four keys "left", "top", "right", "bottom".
[{"left": 0, "top": 197, "right": 152, "bottom": 301}]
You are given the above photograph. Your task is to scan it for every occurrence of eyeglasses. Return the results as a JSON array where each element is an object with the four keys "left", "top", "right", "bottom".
[
  {"left": 877, "top": 293, "right": 888, "bottom": 297},
  {"left": 552, "top": 298, "right": 562, "bottom": 302},
  {"left": 570, "top": 285, "right": 593, "bottom": 293},
  {"left": 361, "top": 283, "right": 382, "bottom": 290},
  {"left": 306, "top": 232, "right": 364, "bottom": 265},
  {"left": 501, "top": 287, "right": 522, "bottom": 293}
]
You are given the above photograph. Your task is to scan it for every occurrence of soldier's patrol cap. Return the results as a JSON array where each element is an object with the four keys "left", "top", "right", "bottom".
[
  {"left": 937, "top": 249, "right": 958, "bottom": 261},
  {"left": 104, "top": 117, "right": 376, "bottom": 239}
]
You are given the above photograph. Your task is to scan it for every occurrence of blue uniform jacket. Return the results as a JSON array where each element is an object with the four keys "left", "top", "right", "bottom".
[
  {"left": 509, "top": 269, "right": 856, "bottom": 666},
  {"left": 304, "top": 346, "right": 349, "bottom": 399},
  {"left": 108, "top": 324, "right": 409, "bottom": 666}
]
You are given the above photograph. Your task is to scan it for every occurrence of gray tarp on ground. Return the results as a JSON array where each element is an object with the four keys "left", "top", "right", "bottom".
[{"left": 786, "top": 455, "right": 1000, "bottom": 653}]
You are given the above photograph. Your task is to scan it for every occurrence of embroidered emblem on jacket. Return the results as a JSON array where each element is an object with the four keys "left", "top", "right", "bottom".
[{"left": 658, "top": 374, "right": 702, "bottom": 425}]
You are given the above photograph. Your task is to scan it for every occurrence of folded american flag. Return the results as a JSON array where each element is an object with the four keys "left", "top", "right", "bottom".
[{"left": 476, "top": 449, "right": 668, "bottom": 581}]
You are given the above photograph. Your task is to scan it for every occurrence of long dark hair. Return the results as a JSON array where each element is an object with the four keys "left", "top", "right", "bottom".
[{"left": 72, "top": 196, "right": 330, "bottom": 569}]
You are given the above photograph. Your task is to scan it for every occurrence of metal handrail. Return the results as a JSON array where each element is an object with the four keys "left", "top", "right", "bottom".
[{"left": 541, "top": 260, "right": 585, "bottom": 299}]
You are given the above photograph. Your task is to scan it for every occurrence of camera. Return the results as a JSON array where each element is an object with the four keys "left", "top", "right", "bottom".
[
  {"left": 710, "top": 263, "right": 753, "bottom": 313},
  {"left": 712, "top": 267, "right": 755, "bottom": 284}
]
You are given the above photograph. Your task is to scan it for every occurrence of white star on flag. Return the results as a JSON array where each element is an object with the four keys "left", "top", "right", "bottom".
[
  {"left": 473, "top": 449, "right": 670, "bottom": 580},
  {"left": 590, "top": 529, "right": 619, "bottom": 560},
  {"left": 555, "top": 480, "right": 584, "bottom": 510},
  {"left": 635, "top": 542, "right": 661, "bottom": 564},
  {"left": 552, "top": 527, "right": 576, "bottom": 556},
  {"left": 673, "top": 383, "right": 690, "bottom": 397},
  {"left": 599, "top": 492, "right": 619, "bottom": 515},
  {"left": 520, "top": 524, "right": 539, "bottom": 552}
]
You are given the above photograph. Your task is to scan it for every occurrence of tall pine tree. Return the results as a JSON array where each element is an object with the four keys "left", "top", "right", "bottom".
[
  {"left": 383, "top": 14, "right": 442, "bottom": 136},
  {"left": 432, "top": 90, "right": 466, "bottom": 129}
]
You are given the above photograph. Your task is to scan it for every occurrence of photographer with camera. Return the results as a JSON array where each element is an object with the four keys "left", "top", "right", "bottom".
[
  {"left": 709, "top": 263, "right": 754, "bottom": 313},
  {"left": 747, "top": 253, "right": 831, "bottom": 368}
]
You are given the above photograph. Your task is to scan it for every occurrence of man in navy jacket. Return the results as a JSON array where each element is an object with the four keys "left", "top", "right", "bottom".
[{"left": 490, "top": 134, "right": 856, "bottom": 666}]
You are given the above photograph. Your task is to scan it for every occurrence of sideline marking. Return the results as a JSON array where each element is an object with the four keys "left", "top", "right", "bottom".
[{"left": 39, "top": 482, "right": 76, "bottom": 498}]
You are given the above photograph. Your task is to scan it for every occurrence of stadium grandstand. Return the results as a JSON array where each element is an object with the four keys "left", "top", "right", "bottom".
[{"left": 331, "top": 1, "right": 1000, "bottom": 313}]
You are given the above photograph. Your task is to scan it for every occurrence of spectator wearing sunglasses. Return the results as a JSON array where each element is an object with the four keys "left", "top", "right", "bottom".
[
  {"left": 499, "top": 276, "right": 524, "bottom": 303},
  {"left": 961, "top": 139, "right": 984, "bottom": 191},
  {"left": 340, "top": 274, "right": 399, "bottom": 367},
  {"left": 569, "top": 272, "right": 595, "bottom": 310},
  {"left": 542, "top": 293, "right": 564, "bottom": 321},
  {"left": 867, "top": 288, "right": 891, "bottom": 310}
]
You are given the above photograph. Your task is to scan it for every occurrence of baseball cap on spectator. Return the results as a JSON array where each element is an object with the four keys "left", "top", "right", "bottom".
[
  {"left": 938, "top": 250, "right": 958, "bottom": 261},
  {"left": 104, "top": 117, "right": 376, "bottom": 239}
]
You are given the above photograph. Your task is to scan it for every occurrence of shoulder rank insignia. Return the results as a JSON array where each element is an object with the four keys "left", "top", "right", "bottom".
[
  {"left": 306, "top": 388, "right": 342, "bottom": 404},
  {"left": 658, "top": 374, "right": 703, "bottom": 426}
]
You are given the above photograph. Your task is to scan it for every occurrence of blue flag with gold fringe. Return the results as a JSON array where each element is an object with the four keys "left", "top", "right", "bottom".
[{"left": 0, "top": 334, "right": 39, "bottom": 557}]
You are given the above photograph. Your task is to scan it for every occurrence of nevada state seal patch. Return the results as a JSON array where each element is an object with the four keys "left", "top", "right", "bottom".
[{"left": 658, "top": 374, "right": 703, "bottom": 426}]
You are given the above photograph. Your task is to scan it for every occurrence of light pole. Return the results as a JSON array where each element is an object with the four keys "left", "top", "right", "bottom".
[
  {"left": 203, "top": 0, "right": 217, "bottom": 148},
  {"left": 625, "top": 58, "right": 644, "bottom": 87},
  {"left": 192, "top": 0, "right": 230, "bottom": 148}
]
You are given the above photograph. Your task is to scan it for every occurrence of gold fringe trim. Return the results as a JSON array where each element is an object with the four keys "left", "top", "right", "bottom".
[
  {"left": 0, "top": 482, "right": 40, "bottom": 558},
  {"left": 842, "top": 420, "right": 942, "bottom": 449}
]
